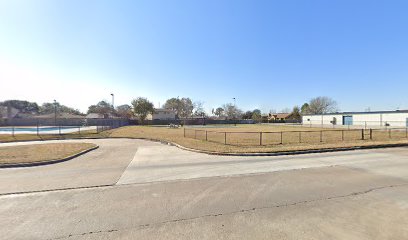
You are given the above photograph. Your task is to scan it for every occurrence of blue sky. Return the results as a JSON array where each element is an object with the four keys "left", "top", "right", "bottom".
[{"left": 1, "top": 0, "right": 407, "bottom": 113}]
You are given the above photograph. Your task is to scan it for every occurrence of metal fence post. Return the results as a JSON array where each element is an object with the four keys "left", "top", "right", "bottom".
[
  {"left": 341, "top": 130, "right": 344, "bottom": 141},
  {"left": 224, "top": 132, "right": 227, "bottom": 145},
  {"left": 361, "top": 129, "right": 364, "bottom": 140},
  {"left": 370, "top": 128, "right": 373, "bottom": 140},
  {"left": 78, "top": 126, "right": 81, "bottom": 135},
  {"left": 320, "top": 130, "right": 323, "bottom": 142},
  {"left": 299, "top": 132, "right": 301, "bottom": 143},
  {"left": 184, "top": 128, "right": 186, "bottom": 138},
  {"left": 205, "top": 130, "right": 208, "bottom": 141},
  {"left": 12, "top": 126, "right": 15, "bottom": 137},
  {"left": 260, "top": 132, "right": 262, "bottom": 145}
]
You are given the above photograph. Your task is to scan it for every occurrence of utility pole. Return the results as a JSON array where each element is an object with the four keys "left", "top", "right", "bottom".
[
  {"left": 233, "top": 97, "right": 236, "bottom": 126},
  {"left": 110, "top": 93, "right": 114, "bottom": 109},
  {"left": 53, "top": 99, "right": 57, "bottom": 126}
]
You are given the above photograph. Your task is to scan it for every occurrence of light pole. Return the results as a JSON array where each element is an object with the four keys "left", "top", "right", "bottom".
[
  {"left": 53, "top": 100, "right": 57, "bottom": 126},
  {"left": 110, "top": 93, "right": 114, "bottom": 109},
  {"left": 232, "top": 97, "right": 236, "bottom": 126}
]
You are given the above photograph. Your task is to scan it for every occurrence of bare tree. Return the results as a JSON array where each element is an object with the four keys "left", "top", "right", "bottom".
[
  {"left": 116, "top": 104, "right": 133, "bottom": 118},
  {"left": 223, "top": 103, "right": 242, "bottom": 120},
  {"left": 193, "top": 101, "right": 206, "bottom": 116},
  {"left": 308, "top": 96, "right": 338, "bottom": 114}
]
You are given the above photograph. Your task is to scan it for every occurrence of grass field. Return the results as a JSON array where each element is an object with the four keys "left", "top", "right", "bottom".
[
  {"left": 1, "top": 124, "right": 406, "bottom": 154},
  {"left": 109, "top": 125, "right": 408, "bottom": 153},
  {"left": 0, "top": 143, "right": 97, "bottom": 164}
]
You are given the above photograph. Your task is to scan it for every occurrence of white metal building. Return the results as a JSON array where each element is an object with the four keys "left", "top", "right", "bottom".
[{"left": 302, "top": 110, "right": 408, "bottom": 128}]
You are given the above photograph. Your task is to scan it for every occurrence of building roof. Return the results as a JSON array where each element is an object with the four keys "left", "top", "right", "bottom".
[
  {"left": 271, "top": 113, "right": 291, "bottom": 119},
  {"left": 302, "top": 110, "right": 408, "bottom": 116}
]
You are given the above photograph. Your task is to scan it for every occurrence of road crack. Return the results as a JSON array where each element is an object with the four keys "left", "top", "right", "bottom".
[{"left": 49, "top": 183, "right": 408, "bottom": 239}]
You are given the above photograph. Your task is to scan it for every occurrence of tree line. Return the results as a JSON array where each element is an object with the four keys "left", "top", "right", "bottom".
[
  {"left": 0, "top": 100, "right": 82, "bottom": 116},
  {"left": 0, "top": 96, "right": 338, "bottom": 122}
]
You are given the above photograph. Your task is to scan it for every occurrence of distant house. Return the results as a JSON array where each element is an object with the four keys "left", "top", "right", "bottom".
[
  {"left": 261, "top": 113, "right": 297, "bottom": 122},
  {"left": 269, "top": 113, "right": 292, "bottom": 121},
  {"left": 146, "top": 108, "right": 176, "bottom": 120},
  {"left": 0, "top": 106, "right": 19, "bottom": 119},
  {"left": 86, "top": 113, "right": 116, "bottom": 119}
]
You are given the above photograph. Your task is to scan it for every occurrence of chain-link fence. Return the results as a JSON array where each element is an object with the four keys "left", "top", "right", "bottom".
[
  {"left": 0, "top": 118, "right": 128, "bottom": 137},
  {"left": 184, "top": 128, "right": 408, "bottom": 146}
]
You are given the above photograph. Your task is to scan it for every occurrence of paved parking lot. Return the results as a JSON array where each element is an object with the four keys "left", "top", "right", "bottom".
[{"left": 0, "top": 139, "right": 407, "bottom": 239}]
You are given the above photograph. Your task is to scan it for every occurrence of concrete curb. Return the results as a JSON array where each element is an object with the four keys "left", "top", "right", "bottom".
[
  {"left": 172, "top": 143, "right": 408, "bottom": 156},
  {"left": 0, "top": 145, "right": 99, "bottom": 168},
  {"left": 2, "top": 136, "right": 408, "bottom": 158}
]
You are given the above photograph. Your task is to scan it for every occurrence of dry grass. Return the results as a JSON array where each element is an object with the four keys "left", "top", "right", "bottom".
[
  {"left": 109, "top": 125, "right": 408, "bottom": 153},
  {"left": 0, "top": 143, "right": 97, "bottom": 164}
]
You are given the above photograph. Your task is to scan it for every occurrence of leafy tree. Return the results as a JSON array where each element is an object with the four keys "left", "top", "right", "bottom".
[
  {"left": 291, "top": 106, "right": 301, "bottom": 120},
  {"left": 214, "top": 107, "right": 224, "bottom": 117},
  {"left": 87, "top": 101, "right": 114, "bottom": 115},
  {"left": 116, "top": 104, "right": 133, "bottom": 118},
  {"left": 131, "top": 97, "right": 154, "bottom": 123},
  {"left": 163, "top": 98, "right": 180, "bottom": 114},
  {"left": 242, "top": 111, "right": 253, "bottom": 119},
  {"left": 179, "top": 98, "right": 194, "bottom": 118},
  {"left": 252, "top": 109, "right": 261, "bottom": 115},
  {"left": 252, "top": 110, "right": 262, "bottom": 123},
  {"left": 163, "top": 97, "right": 194, "bottom": 118},
  {"left": 39, "top": 102, "right": 82, "bottom": 115},
  {"left": 301, "top": 103, "right": 310, "bottom": 114},
  {"left": 0, "top": 100, "right": 39, "bottom": 113},
  {"left": 308, "top": 97, "right": 338, "bottom": 114}
]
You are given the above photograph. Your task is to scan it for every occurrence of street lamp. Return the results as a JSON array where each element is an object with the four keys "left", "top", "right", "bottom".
[
  {"left": 110, "top": 93, "right": 114, "bottom": 109},
  {"left": 232, "top": 98, "right": 237, "bottom": 126}
]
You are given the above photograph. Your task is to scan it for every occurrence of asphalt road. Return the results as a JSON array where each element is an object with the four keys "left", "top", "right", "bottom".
[{"left": 0, "top": 139, "right": 407, "bottom": 240}]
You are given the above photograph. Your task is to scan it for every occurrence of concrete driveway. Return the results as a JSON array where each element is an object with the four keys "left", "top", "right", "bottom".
[{"left": 0, "top": 139, "right": 407, "bottom": 239}]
